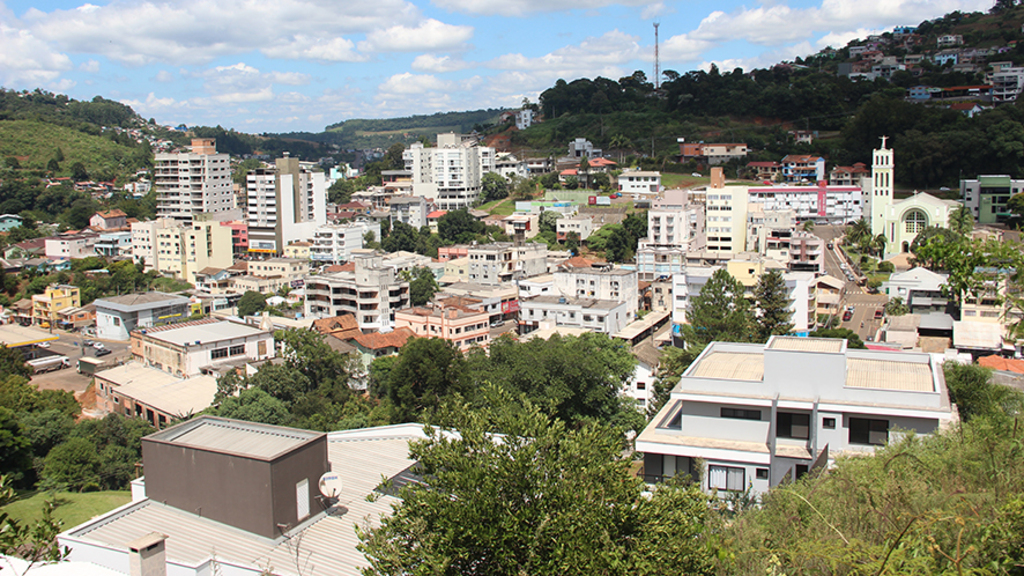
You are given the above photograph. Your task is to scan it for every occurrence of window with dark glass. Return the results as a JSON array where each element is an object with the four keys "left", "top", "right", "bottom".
[
  {"left": 721, "top": 407, "right": 761, "bottom": 421},
  {"left": 822, "top": 417, "right": 836, "bottom": 429},
  {"left": 777, "top": 412, "right": 810, "bottom": 439},
  {"left": 849, "top": 417, "right": 888, "bottom": 445}
]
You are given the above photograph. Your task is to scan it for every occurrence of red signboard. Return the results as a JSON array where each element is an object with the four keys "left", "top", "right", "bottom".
[{"left": 501, "top": 300, "right": 520, "bottom": 314}]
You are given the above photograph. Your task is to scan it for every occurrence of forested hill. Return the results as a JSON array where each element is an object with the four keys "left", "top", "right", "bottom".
[{"left": 313, "top": 109, "right": 507, "bottom": 149}]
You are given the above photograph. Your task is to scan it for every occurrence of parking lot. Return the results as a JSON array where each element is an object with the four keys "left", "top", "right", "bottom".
[{"left": 29, "top": 330, "right": 130, "bottom": 394}]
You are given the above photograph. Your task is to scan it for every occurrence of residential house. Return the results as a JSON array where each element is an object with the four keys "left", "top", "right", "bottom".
[
  {"left": 829, "top": 163, "right": 870, "bottom": 186},
  {"left": 395, "top": 303, "right": 490, "bottom": 352},
  {"left": 617, "top": 171, "right": 661, "bottom": 196},
  {"left": 89, "top": 209, "right": 128, "bottom": 230},
  {"left": 0, "top": 214, "right": 23, "bottom": 232},
  {"left": 519, "top": 295, "right": 631, "bottom": 335},
  {"left": 746, "top": 161, "right": 782, "bottom": 181},
  {"left": 45, "top": 232, "right": 99, "bottom": 259},
  {"left": 94, "top": 231, "right": 133, "bottom": 258},
  {"left": 155, "top": 138, "right": 235, "bottom": 225},
  {"left": 556, "top": 215, "right": 595, "bottom": 242},
  {"left": 403, "top": 133, "right": 496, "bottom": 210},
  {"left": 57, "top": 304, "right": 96, "bottom": 329},
  {"left": 310, "top": 221, "right": 380, "bottom": 264},
  {"left": 553, "top": 261, "right": 639, "bottom": 317},
  {"left": 814, "top": 275, "right": 845, "bottom": 318},
  {"left": 636, "top": 336, "right": 957, "bottom": 495},
  {"left": 515, "top": 108, "right": 534, "bottom": 130},
  {"left": 31, "top": 284, "right": 80, "bottom": 326},
  {"left": 388, "top": 196, "right": 429, "bottom": 230},
  {"left": 881, "top": 267, "right": 949, "bottom": 313},
  {"left": 283, "top": 241, "right": 311, "bottom": 260},
  {"left": 467, "top": 242, "right": 547, "bottom": 285},
  {"left": 780, "top": 155, "right": 826, "bottom": 183}
]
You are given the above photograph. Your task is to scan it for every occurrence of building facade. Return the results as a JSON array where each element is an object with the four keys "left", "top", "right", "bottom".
[
  {"left": 155, "top": 139, "right": 234, "bottom": 225},
  {"left": 304, "top": 253, "right": 411, "bottom": 331},
  {"left": 403, "top": 134, "right": 496, "bottom": 210},
  {"left": 246, "top": 155, "right": 328, "bottom": 255}
]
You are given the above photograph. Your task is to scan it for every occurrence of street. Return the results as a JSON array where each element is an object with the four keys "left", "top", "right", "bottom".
[{"left": 812, "top": 224, "right": 888, "bottom": 342}]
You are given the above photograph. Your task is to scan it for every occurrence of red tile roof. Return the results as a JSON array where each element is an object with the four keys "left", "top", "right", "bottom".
[
  {"left": 312, "top": 314, "right": 360, "bottom": 335},
  {"left": 978, "top": 355, "right": 1024, "bottom": 374},
  {"left": 427, "top": 210, "right": 447, "bottom": 219},
  {"left": 350, "top": 327, "right": 415, "bottom": 350}
]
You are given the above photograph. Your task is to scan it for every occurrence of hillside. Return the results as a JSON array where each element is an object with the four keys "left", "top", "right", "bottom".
[
  {"left": 0, "top": 120, "right": 145, "bottom": 178},
  {"left": 322, "top": 109, "right": 507, "bottom": 149}
]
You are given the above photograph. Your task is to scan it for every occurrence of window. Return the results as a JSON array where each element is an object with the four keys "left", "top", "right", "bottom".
[
  {"left": 822, "top": 417, "right": 836, "bottom": 429},
  {"left": 777, "top": 412, "right": 810, "bottom": 439},
  {"left": 709, "top": 465, "right": 745, "bottom": 491},
  {"left": 636, "top": 382, "right": 646, "bottom": 390},
  {"left": 229, "top": 345, "right": 245, "bottom": 356},
  {"left": 755, "top": 468, "right": 769, "bottom": 480},
  {"left": 721, "top": 407, "right": 761, "bottom": 421},
  {"left": 849, "top": 417, "right": 888, "bottom": 446},
  {"left": 211, "top": 347, "right": 228, "bottom": 359}
]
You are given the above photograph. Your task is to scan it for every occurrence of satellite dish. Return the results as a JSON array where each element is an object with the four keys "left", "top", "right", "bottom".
[{"left": 318, "top": 472, "right": 343, "bottom": 499}]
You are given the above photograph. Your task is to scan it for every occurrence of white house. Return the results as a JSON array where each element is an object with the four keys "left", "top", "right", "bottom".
[
  {"left": 636, "top": 336, "right": 957, "bottom": 495},
  {"left": 94, "top": 292, "right": 192, "bottom": 341},
  {"left": 617, "top": 171, "right": 661, "bottom": 197}
]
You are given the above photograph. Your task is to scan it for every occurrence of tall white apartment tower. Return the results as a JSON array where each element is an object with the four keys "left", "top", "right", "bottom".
[
  {"left": 403, "top": 133, "right": 495, "bottom": 210},
  {"left": 246, "top": 153, "right": 327, "bottom": 255},
  {"left": 155, "top": 138, "right": 234, "bottom": 225},
  {"left": 869, "top": 136, "right": 894, "bottom": 237}
]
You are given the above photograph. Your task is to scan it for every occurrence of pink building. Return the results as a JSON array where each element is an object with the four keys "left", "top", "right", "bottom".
[
  {"left": 437, "top": 244, "right": 470, "bottom": 262},
  {"left": 394, "top": 303, "right": 490, "bottom": 352},
  {"left": 220, "top": 220, "right": 248, "bottom": 255}
]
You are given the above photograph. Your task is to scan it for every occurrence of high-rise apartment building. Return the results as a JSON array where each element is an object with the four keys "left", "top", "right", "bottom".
[
  {"left": 246, "top": 154, "right": 327, "bottom": 255},
  {"left": 155, "top": 139, "right": 234, "bottom": 225},
  {"left": 403, "top": 133, "right": 495, "bottom": 210}
]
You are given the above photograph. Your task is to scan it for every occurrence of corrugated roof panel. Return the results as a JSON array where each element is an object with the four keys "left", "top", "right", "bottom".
[
  {"left": 846, "top": 358, "right": 934, "bottom": 392},
  {"left": 689, "top": 352, "right": 764, "bottom": 381},
  {"left": 170, "top": 421, "right": 315, "bottom": 459},
  {"left": 767, "top": 336, "right": 843, "bottom": 353}
]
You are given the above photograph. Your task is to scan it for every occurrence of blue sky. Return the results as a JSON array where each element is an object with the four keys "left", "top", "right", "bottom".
[{"left": 0, "top": 0, "right": 992, "bottom": 133}]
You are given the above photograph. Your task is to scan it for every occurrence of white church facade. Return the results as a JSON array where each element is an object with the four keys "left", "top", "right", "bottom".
[{"left": 866, "top": 137, "right": 961, "bottom": 256}]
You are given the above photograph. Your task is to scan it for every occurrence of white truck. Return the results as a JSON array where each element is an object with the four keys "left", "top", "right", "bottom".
[{"left": 28, "top": 353, "right": 70, "bottom": 374}]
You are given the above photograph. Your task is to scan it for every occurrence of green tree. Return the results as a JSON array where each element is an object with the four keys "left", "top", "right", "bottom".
[
  {"left": 812, "top": 327, "right": 866, "bottom": 348},
  {"left": 46, "top": 158, "right": 59, "bottom": 173},
  {"left": 682, "top": 269, "right": 752, "bottom": 349},
  {"left": 328, "top": 178, "right": 356, "bottom": 204},
  {"left": 41, "top": 437, "right": 100, "bottom": 491},
  {"left": 605, "top": 226, "right": 636, "bottom": 262},
  {"left": 480, "top": 172, "right": 509, "bottom": 203},
  {"left": 217, "top": 388, "right": 290, "bottom": 425},
  {"left": 948, "top": 205, "right": 973, "bottom": 235},
  {"left": 884, "top": 297, "right": 909, "bottom": 316},
  {"left": 237, "top": 290, "right": 267, "bottom": 317},
  {"left": 384, "top": 143, "right": 405, "bottom": 170},
  {"left": 754, "top": 269, "right": 794, "bottom": 342},
  {"left": 1008, "top": 192, "right": 1024, "bottom": 218},
  {"left": 408, "top": 267, "right": 439, "bottom": 306},
  {"left": 357, "top": 385, "right": 714, "bottom": 576},
  {"left": 0, "top": 475, "right": 69, "bottom": 567},
  {"left": 0, "top": 408, "right": 30, "bottom": 484},
  {"left": 437, "top": 209, "right": 483, "bottom": 243},
  {"left": 538, "top": 209, "right": 561, "bottom": 234},
  {"left": 69, "top": 162, "right": 88, "bottom": 181},
  {"left": 943, "top": 362, "right": 1023, "bottom": 423},
  {"left": 377, "top": 337, "right": 467, "bottom": 423}
]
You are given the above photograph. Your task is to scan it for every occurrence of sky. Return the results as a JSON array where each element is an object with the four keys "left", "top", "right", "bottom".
[{"left": 0, "top": 0, "right": 994, "bottom": 134}]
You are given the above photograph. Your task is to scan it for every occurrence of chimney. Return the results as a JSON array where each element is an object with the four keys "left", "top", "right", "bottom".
[
  {"left": 710, "top": 167, "right": 725, "bottom": 189},
  {"left": 128, "top": 532, "right": 167, "bottom": 576}
]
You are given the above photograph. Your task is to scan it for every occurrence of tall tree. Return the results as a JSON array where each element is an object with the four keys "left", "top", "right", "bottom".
[
  {"left": 480, "top": 172, "right": 509, "bottom": 203},
  {"left": 408, "top": 267, "right": 439, "bottom": 306},
  {"left": 753, "top": 269, "right": 794, "bottom": 342},
  {"left": 682, "top": 269, "right": 752, "bottom": 348},
  {"left": 357, "top": 385, "right": 714, "bottom": 576},
  {"left": 377, "top": 337, "right": 468, "bottom": 423}
]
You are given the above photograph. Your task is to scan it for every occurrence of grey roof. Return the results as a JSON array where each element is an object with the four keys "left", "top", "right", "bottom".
[
  {"left": 919, "top": 312, "right": 954, "bottom": 331},
  {"left": 94, "top": 292, "right": 190, "bottom": 313},
  {"left": 64, "top": 425, "right": 424, "bottom": 576},
  {"left": 146, "top": 417, "right": 322, "bottom": 460},
  {"left": 145, "top": 319, "right": 268, "bottom": 347}
]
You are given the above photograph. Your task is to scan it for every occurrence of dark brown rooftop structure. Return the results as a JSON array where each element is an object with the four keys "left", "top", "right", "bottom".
[{"left": 142, "top": 416, "right": 328, "bottom": 539}]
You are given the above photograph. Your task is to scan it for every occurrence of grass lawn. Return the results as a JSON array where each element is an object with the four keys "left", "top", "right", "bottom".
[
  {"left": 480, "top": 198, "right": 516, "bottom": 216},
  {"left": 151, "top": 277, "right": 193, "bottom": 292},
  {"left": 661, "top": 173, "right": 709, "bottom": 189},
  {"left": 2, "top": 490, "right": 131, "bottom": 529}
]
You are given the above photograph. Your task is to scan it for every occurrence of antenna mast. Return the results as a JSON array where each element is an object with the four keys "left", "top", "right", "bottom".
[{"left": 653, "top": 22, "right": 661, "bottom": 90}]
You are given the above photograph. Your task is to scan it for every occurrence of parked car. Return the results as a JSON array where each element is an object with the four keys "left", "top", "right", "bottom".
[
  {"left": 95, "top": 348, "right": 112, "bottom": 357},
  {"left": 843, "top": 310, "right": 853, "bottom": 322},
  {"left": 874, "top": 309, "right": 884, "bottom": 320},
  {"left": 92, "top": 342, "right": 105, "bottom": 349},
  {"left": 37, "top": 342, "right": 50, "bottom": 349}
]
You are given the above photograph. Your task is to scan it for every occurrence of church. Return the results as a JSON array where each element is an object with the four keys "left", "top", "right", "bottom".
[{"left": 866, "top": 136, "right": 961, "bottom": 256}]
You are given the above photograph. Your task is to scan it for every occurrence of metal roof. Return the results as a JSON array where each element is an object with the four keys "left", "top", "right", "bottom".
[
  {"left": 146, "top": 320, "right": 269, "bottom": 347},
  {"left": 65, "top": 429, "right": 420, "bottom": 576},
  {"left": 113, "top": 373, "right": 217, "bottom": 418},
  {"left": 767, "top": 336, "right": 844, "bottom": 353},
  {"left": 845, "top": 358, "right": 935, "bottom": 392},
  {"left": 148, "top": 418, "right": 321, "bottom": 460},
  {"left": 689, "top": 352, "right": 765, "bottom": 381},
  {"left": 0, "top": 324, "right": 59, "bottom": 347}
]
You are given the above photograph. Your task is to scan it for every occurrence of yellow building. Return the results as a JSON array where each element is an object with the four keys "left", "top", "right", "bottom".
[
  {"left": 283, "top": 241, "right": 311, "bottom": 260},
  {"left": 154, "top": 220, "right": 233, "bottom": 285},
  {"left": 31, "top": 284, "right": 81, "bottom": 326}
]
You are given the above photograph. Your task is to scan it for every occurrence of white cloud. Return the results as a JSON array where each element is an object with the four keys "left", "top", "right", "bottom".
[
  {"left": 0, "top": 22, "right": 73, "bottom": 85},
  {"left": 24, "top": 0, "right": 421, "bottom": 66},
  {"left": 411, "top": 54, "right": 471, "bottom": 73},
  {"left": 431, "top": 0, "right": 656, "bottom": 17},
  {"left": 49, "top": 78, "right": 76, "bottom": 91},
  {"left": 641, "top": 3, "right": 671, "bottom": 19},
  {"left": 154, "top": 70, "right": 174, "bottom": 82},
  {"left": 359, "top": 19, "right": 473, "bottom": 52},
  {"left": 266, "top": 71, "right": 311, "bottom": 86},
  {"left": 120, "top": 92, "right": 185, "bottom": 113},
  {"left": 262, "top": 36, "right": 367, "bottom": 62},
  {"left": 490, "top": 30, "right": 642, "bottom": 76},
  {"left": 192, "top": 86, "right": 274, "bottom": 106},
  {"left": 78, "top": 59, "right": 99, "bottom": 73},
  {"left": 378, "top": 72, "right": 452, "bottom": 95}
]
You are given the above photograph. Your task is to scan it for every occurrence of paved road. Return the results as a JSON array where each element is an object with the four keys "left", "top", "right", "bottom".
[
  {"left": 839, "top": 293, "right": 889, "bottom": 342},
  {"left": 30, "top": 330, "right": 130, "bottom": 393}
]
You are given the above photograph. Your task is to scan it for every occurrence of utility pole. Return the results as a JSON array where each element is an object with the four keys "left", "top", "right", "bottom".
[{"left": 653, "top": 23, "right": 661, "bottom": 90}]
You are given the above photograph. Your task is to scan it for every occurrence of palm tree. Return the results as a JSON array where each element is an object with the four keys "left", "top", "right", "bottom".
[
  {"left": 609, "top": 134, "right": 630, "bottom": 161},
  {"left": 871, "top": 234, "right": 888, "bottom": 257},
  {"left": 848, "top": 218, "right": 870, "bottom": 245}
]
